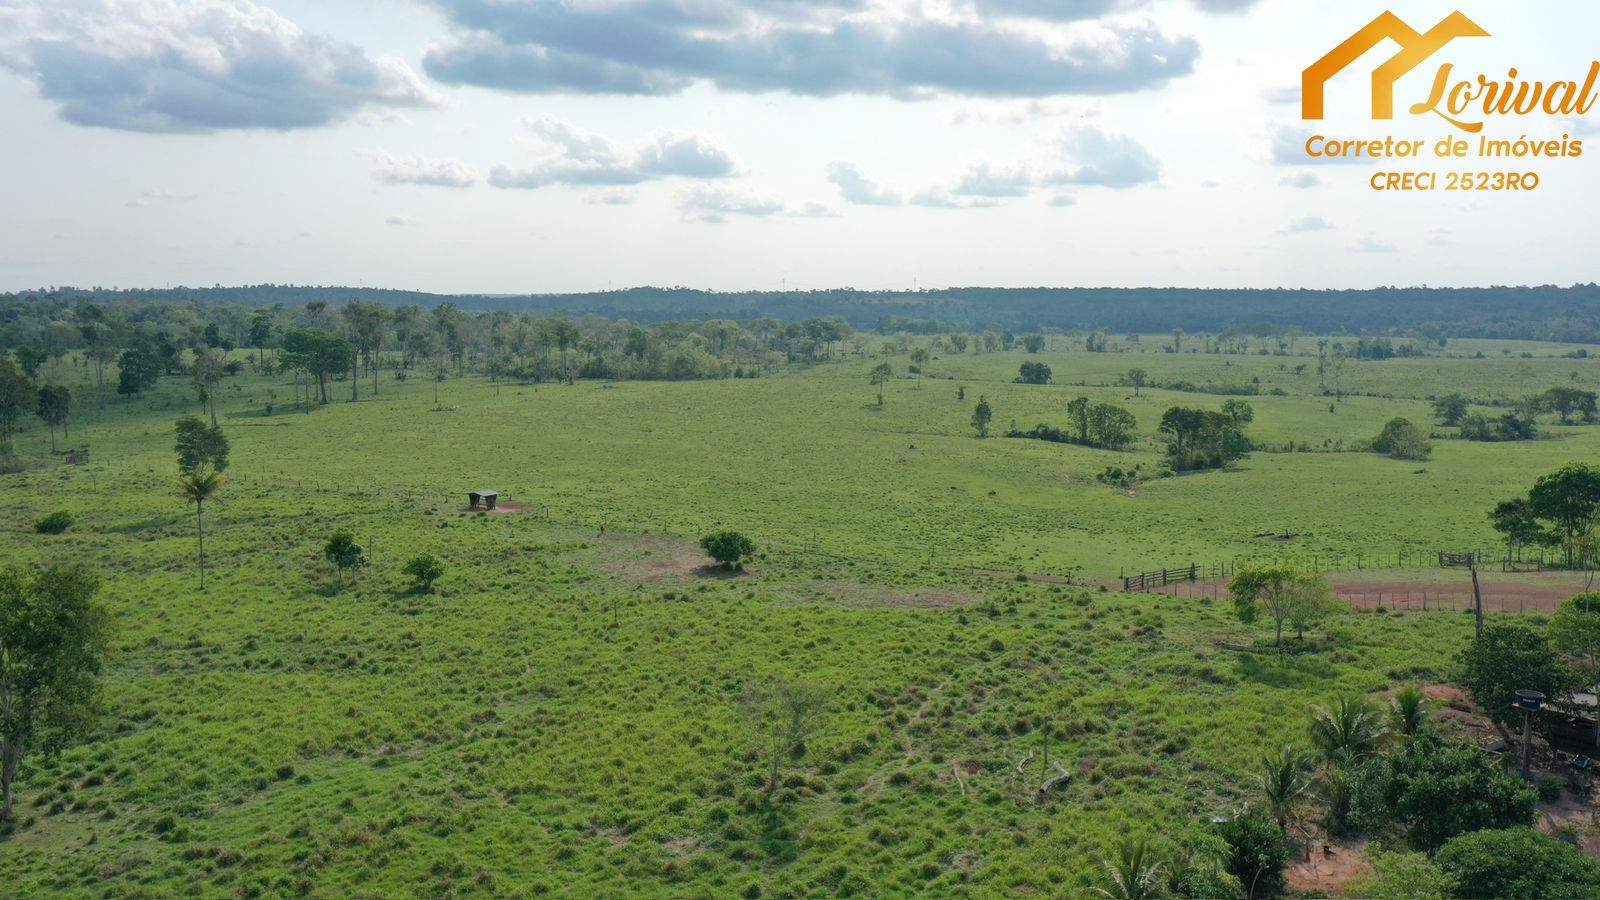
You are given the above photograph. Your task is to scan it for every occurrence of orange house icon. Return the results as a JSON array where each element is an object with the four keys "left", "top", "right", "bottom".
[{"left": 1303, "top": 11, "right": 1489, "bottom": 120}]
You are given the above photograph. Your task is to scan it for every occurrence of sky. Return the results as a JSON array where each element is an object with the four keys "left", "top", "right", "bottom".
[{"left": 1, "top": 0, "right": 1598, "bottom": 294}]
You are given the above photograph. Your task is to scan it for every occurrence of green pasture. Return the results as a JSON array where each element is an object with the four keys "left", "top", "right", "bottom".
[{"left": 0, "top": 339, "right": 1593, "bottom": 896}]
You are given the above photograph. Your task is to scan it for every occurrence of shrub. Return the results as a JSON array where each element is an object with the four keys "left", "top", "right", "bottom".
[
  {"left": 1346, "top": 850, "right": 1457, "bottom": 900},
  {"left": 34, "top": 511, "right": 75, "bottom": 534},
  {"left": 402, "top": 555, "right": 445, "bottom": 593},
  {"left": 1535, "top": 774, "right": 1563, "bottom": 803},
  {"left": 700, "top": 531, "right": 756, "bottom": 570},
  {"left": 1213, "top": 813, "right": 1288, "bottom": 899},
  {"left": 1350, "top": 734, "right": 1536, "bottom": 851},
  {"left": 1435, "top": 828, "right": 1600, "bottom": 899}
]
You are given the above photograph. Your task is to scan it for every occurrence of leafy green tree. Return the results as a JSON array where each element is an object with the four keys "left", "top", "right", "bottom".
[
  {"left": 1346, "top": 851, "right": 1457, "bottom": 900},
  {"left": 1087, "top": 404, "right": 1139, "bottom": 450},
  {"left": 248, "top": 311, "right": 275, "bottom": 369},
  {"left": 700, "top": 530, "right": 755, "bottom": 570},
  {"left": 1161, "top": 407, "right": 1250, "bottom": 471},
  {"left": 35, "top": 385, "right": 69, "bottom": 453},
  {"left": 0, "top": 564, "right": 110, "bottom": 823},
  {"left": 1221, "top": 399, "right": 1254, "bottom": 427},
  {"left": 1093, "top": 836, "right": 1166, "bottom": 899},
  {"left": 1016, "top": 362, "right": 1052, "bottom": 385},
  {"left": 1067, "top": 396, "right": 1091, "bottom": 443},
  {"left": 281, "top": 329, "right": 354, "bottom": 404},
  {"left": 909, "top": 347, "right": 930, "bottom": 388},
  {"left": 175, "top": 416, "right": 229, "bottom": 591},
  {"left": 1542, "top": 386, "right": 1599, "bottom": 425},
  {"left": 13, "top": 346, "right": 45, "bottom": 381},
  {"left": 402, "top": 555, "right": 445, "bottom": 593},
  {"left": 1529, "top": 463, "right": 1600, "bottom": 567},
  {"left": 1022, "top": 334, "right": 1046, "bottom": 354},
  {"left": 324, "top": 531, "right": 367, "bottom": 589},
  {"left": 115, "top": 347, "right": 162, "bottom": 399},
  {"left": 740, "top": 679, "right": 831, "bottom": 792},
  {"left": 1435, "top": 828, "right": 1600, "bottom": 898},
  {"left": 1229, "top": 567, "right": 1336, "bottom": 649},
  {"left": 971, "top": 396, "right": 993, "bottom": 438},
  {"left": 1125, "top": 368, "right": 1148, "bottom": 396},
  {"left": 1213, "top": 813, "right": 1289, "bottom": 900},
  {"left": 868, "top": 362, "right": 892, "bottom": 406},
  {"left": 1352, "top": 734, "right": 1536, "bottom": 851},
  {"left": 1256, "top": 746, "right": 1314, "bottom": 832},
  {"left": 191, "top": 349, "right": 226, "bottom": 426},
  {"left": 1490, "top": 497, "right": 1548, "bottom": 561},
  {"left": 1371, "top": 417, "right": 1432, "bottom": 461},
  {"left": 1549, "top": 592, "right": 1600, "bottom": 747},
  {"left": 1165, "top": 831, "right": 1243, "bottom": 899},
  {"left": 1458, "top": 621, "right": 1579, "bottom": 738},
  {"left": 1432, "top": 393, "right": 1471, "bottom": 427}
]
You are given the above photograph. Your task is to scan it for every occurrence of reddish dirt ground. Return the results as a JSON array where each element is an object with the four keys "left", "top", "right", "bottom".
[{"left": 1142, "top": 574, "right": 1578, "bottom": 615}]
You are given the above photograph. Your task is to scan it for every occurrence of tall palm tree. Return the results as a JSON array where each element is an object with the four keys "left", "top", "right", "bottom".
[
  {"left": 1257, "top": 745, "right": 1315, "bottom": 833},
  {"left": 179, "top": 472, "right": 224, "bottom": 591},
  {"left": 1094, "top": 836, "right": 1167, "bottom": 899},
  {"left": 1390, "top": 685, "right": 1429, "bottom": 737},
  {"left": 1309, "top": 696, "right": 1389, "bottom": 765}
]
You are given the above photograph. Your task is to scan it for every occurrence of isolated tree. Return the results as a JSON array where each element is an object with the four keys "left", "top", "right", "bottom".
[
  {"left": 1431, "top": 393, "right": 1470, "bottom": 427},
  {"left": 115, "top": 347, "right": 161, "bottom": 399},
  {"left": 868, "top": 362, "right": 892, "bottom": 406},
  {"left": 908, "top": 347, "right": 930, "bottom": 388},
  {"left": 1016, "top": 362, "right": 1052, "bottom": 385},
  {"left": 1229, "top": 567, "right": 1337, "bottom": 649},
  {"left": 1256, "top": 745, "right": 1315, "bottom": 833},
  {"left": 77, "top": 304, "right": 114, "bottom": 406},
  {"left": 324, "top": 531, "right": 367, "bottom": 589},
  {"left": 281, "top": 329, "right": 353, "bottom": 404},
  {"left": 1542, "top": 387, "right": 1599, "bottom": 425},
  {"left": 1093, "top": 836, "right": 1166, "bottom": 899},
  {"left": 1529, "top": 463, "right": 1600, "bottom": 567},
  {"left": 1125, "top": 368, "right": 1148, "bottom": 396},
  {"left": 740, "top": 678, "right": 832, "bottom": 792},
  {"left": 0, "top": 564, "right": 110, "bottom": 823},
  {"left": 1214, "top": 813, "right": 1289, "bottom": 900},
  {"left": 1022, "top": 334, "right": 1046, "bottom": 354},
  {"left": 402, "top": 554, "right": 445, "bottom": 593},
  {"left": 192, "top": 349, "right": 227, "bottom": 427},
  {"left": 971, "top": 396, "right": 993, "bottom": 438},
  {"left": 1457, "top": 621, "right": 1578, "bottom": 739},
  {"left": 175, "top": 416, "right": 229, "bottom": 591},
  {"left": 1221, "top": 399, "right": 1254, "bottom": 427},
  {"left": 700, "top": 530, "right": 755, "bottom": 570},
  {"left": 1371, "top": 417, "right": 1431, "bottom": 461},
  {"left": 35, "top": 385, "right": 69, "bottom": 453},
  {"left": 248, "top": 311, "right": 275, "bottom": 369},
  {"left": 1489, "top": 497, "right": 1547, "bottom": 561},
  {"left": 14, "top": 347, "right": 45, "bottom": 381}
]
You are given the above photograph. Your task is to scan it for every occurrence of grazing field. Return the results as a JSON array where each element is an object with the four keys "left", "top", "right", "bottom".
[{"left": 1, "top": 339, "right": 1597, "bottom": 896}]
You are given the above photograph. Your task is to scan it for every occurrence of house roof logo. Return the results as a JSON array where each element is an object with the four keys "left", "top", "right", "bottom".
[{"left": 1303, "top": 11, "right": 1489, "bottom": 121}]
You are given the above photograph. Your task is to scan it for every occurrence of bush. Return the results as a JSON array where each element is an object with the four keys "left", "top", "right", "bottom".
[
  {"left": 1346, "top": 850, "right": 1457, "bottom": 900},
  {"left": 402, "top": 554, "right": 445, "bottom": 593},
  {"left": 1435, "top": 828, "right": 1600, "bottom": 899},
  {"left": 700, "top": 531, "right": 756, "bottom": 570},
  {"left": 34, "top": 511, "right": 75, "bottom": 534},
  {"left": 1371, "top": 417, "right": 1432, "bottom": 461},
  {"left": 1536, "top": 774, "right": 1563, "bottom": 803},
  {"left": 1350, "top": 733, "right": 1536, "bottom": 851},
  {"left": 1213, "top": 813, "right": 1288, "bottom": 899}
]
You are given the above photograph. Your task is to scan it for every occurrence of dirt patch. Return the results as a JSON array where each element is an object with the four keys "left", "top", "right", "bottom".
[
  {"left": 1287, "top": 841, "right": 1371, "bottom": 896},
  {"left": 463, "top": 502, "right": 528, "bottom": 515},
  {"left": 778, "top": 581, "right": 981, "bottom": 610},
  {"left": 581, "top": 533, "right": 724, "bottom": 583}
]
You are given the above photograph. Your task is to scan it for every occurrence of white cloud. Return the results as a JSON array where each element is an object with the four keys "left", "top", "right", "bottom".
[
  {"left": 1280, "top": 171, "right": 1322, "bottom": 189},
  {"left": 0, "top": 0, "right": 438, "bottom": 133},
  {"left": 361, "top": 150, "right": 480, "bottom": 188},
  {"left": 491, "top": 116, "right": 741, "bottom": 189},
  {"left": 1050, "top": 124, "right": 1161, "bottom": 187},
  {"left": 678, "top": 186, "right": 788, "bottom": 224},
  {"left": 1285, "top": 216, "right": 1334, "bottom": 233}
]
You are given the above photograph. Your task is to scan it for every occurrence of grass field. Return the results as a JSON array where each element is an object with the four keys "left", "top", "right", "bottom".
[{"left": 1, "top": 339, "right": 1594, "bottom": 896}]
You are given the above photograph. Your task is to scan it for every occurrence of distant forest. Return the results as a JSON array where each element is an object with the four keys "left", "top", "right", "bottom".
[{"left": 7, "top": 283, "right": 1600, "bottom": 342}]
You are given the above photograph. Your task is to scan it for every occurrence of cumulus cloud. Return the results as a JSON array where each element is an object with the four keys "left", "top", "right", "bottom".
[
  {"left": 490, "top": 116, "right": 742, "bottom": 189},
  {"left": 489, "top": 115, "right": 739, "bottom": 188},
  {"left": 1354, "top": 236, "right": 1397, "bottom": 253},
  {"left": 677, "top": 186, "right": 791, "bottom": 223},
  {"left": 1050, "top": 124, "right": 1161, "bottom": 187},
  {"left": 0, "top": 0, "right": 437, "bottom": 133},
  {"left": 421, "top": 2, "right": 1199, "bottom": 99},
  {"left": 1280, "top": 171, "right": 1322, "bottom": 189},
  {"left": 1272, "top": 126, "right": 1368, "bottom": 166},
  {"left": 828, "top": 124, "right": 1158, "bottom": 209},
  {"left": 361, "top": 150, "right": 481, "bottom": 188}
]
